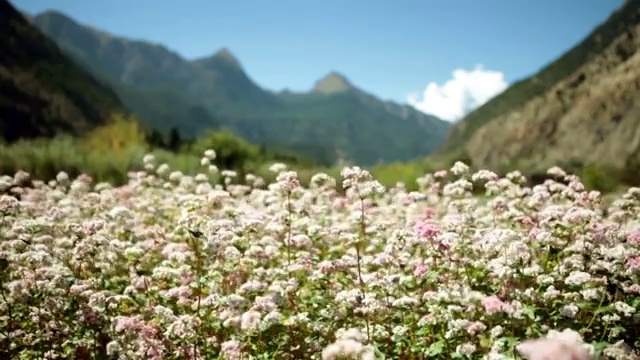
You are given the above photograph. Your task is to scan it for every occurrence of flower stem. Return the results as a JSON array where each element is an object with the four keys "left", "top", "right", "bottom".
[{"left": 358, "top": 197, "right": 371, "bottom": 342}]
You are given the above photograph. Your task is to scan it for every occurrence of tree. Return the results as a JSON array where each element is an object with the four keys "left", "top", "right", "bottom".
[
  {"left": 80, "top": 112, "right": 146, "bottom": 158},
  {"left": 145, "top": 128, "right": 166, "bottom": 148},
  {"left": 168, "top": 127, "right": 182, "bottom": 152},
  {"left": 190, "top": 129, "right": 259, "bottom": 171}
]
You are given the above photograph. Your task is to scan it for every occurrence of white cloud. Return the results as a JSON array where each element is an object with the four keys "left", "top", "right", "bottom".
[{"left": 407, "top": 64, "right": 508, "bottom": 122}]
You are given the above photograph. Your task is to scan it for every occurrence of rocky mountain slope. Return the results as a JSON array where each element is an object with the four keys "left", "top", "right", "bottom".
[
  {"left": 0, "top": 0, "right": 127, "bottom": 143},
  {"left": 438, "top": 0, "right": 640, "bottom": 173},
  {"left": 30, "top": 10, "right": 450, "bottom": 165}
]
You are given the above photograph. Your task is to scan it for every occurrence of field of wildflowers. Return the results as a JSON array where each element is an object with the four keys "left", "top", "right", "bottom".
[{"left": 1, "top": 151, "right": 639, "bottom": 359}]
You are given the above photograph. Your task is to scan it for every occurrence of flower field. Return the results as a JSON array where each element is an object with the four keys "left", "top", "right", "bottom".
[{"left": 1, "top": 152, "right": 639, "bottom": 359}]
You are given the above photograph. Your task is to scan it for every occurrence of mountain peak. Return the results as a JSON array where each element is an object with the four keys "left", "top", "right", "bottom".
[
  {"left": 33, "top": 10, "right": 81, "bottom": 29},
  {"left": 312, "top": 71, "right": 353, "bottom": 94},
  {"left": 35, "top": 9, "right": 70, "bottom": 19},
  {"left": 191, "top": 47, "right": 243, "bottom": 71},
  {"left": 211, "top": 47, "right": 241, "bottom": 68}
]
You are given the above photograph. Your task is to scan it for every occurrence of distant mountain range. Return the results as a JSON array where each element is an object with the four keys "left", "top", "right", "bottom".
[
  {"left": 25, "top": 9, "right": 451, "bottom": 165},
  {"left": 0, "top": 0, "right": 127, "bottom": 143},
  {"left": 437, "top": 0, "right": 640, "bottom": 174}
]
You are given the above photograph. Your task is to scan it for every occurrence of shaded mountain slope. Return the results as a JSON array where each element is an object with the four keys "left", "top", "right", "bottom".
[
  {"left": 0, "top": 0, "right": 126, "bottom": 142},
  {"left": 49, "top": 44, "right": 221, "bottom": 138}
]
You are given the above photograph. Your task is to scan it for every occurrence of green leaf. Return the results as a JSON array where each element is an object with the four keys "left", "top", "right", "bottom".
[
  {"left": 503, "top": 336, "right": 520, "bottom": 349},
  {"left": 594, "top": 305, "right": 614, "bottom": 314},
  {"left": 427, "top": 340, "right": 445, "bottom": 356},
  {"left": 480, "top": 335, "right": 493, "bottom": 348},
  {"left": 592, "top": 341, "right": 609, "bottom": 356},
  {"left": 522, "top": 305, "right": 536, "bottom": 320}
]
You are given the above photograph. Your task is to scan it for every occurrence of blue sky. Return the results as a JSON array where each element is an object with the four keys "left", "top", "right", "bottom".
[{"left": 14, "top": 0, "right": 625, "bottom": 121}]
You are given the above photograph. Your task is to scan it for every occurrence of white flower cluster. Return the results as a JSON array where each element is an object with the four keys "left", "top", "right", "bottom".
[{"left": 322, "top": 328, "right": 376, "bottom": 360}]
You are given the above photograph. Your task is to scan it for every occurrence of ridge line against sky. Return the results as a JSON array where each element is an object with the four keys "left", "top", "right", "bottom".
[{"left": 12, "top": 0, "right": 625, "bottom": 122}]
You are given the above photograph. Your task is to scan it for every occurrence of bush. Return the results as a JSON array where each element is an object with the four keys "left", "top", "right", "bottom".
[{"left": 579, "top": 165, "right": 620, "bottom": 193}]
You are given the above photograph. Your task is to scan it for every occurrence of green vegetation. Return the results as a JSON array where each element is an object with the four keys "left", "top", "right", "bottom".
[
  {"left": 0, "top": 113, "right": 335, "bottom": 188},
  {"left": 491, "top": 156, "right": 640, "bottom": 194},
  {"left": 3, "top": 108, "right": 632, "bottom": 194},
  {"left": 0, "top": 137, "right": 255, "bottom": 188},
  {"left": 5, "top": 131, "right": 631, "bottom": 196}
]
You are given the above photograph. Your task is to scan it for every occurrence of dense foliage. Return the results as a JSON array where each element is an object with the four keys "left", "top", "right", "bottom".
[{"left": 1, "top": 157, "right": 639, "bottom": 359}]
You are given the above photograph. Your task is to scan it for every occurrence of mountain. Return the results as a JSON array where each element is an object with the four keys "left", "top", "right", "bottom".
[
  {"left": 0, "top": 0, "right": 127, "bottom": 143},
  {"left": 438, "top": 0, "right": 640, "bottom": 173},
  {"left": 274, "top": 73, "right": 451, "bottom": 164},
  {"left": 30, "top": 10, "right": 450, "bottom": 165}
]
